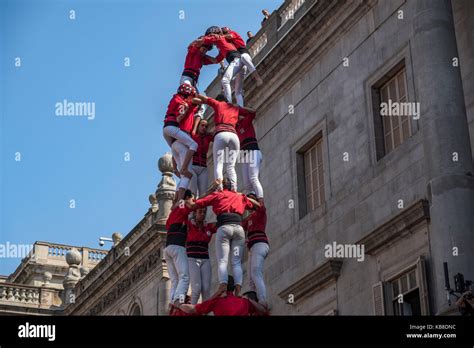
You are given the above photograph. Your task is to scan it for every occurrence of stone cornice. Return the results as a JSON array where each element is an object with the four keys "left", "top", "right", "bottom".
[
  {"left": 86, "top": 249, "right": 162, "bottom": 315},
  {"left": 64, "top": 218, "right": 167, "bottom": 315},
  {"left": 245, "top": 0, "right": 378, "bottom": 116},
  {"left": 74, "top": 211, "right": 159, "bottom": 295},
  {"left": 278, "top": 259, "right": 343, "bottom": 301},
  {"left": 357, "top": 199, "right": 430, "bottom": 255}
]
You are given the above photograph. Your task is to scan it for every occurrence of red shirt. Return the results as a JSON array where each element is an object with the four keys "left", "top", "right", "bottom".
[
  {"left": 166, "top": 205, "right": 191, "bottom": 231},
  {"left": 180, "top": 105, "right": 199, "bottom": 133},
  {"left": 183, "top": 44, "right": 215, "bottom": 79},
  {"left": 164, "top": 94, "right": 196, "bottom": 133},
  {"left": 195, "top": 292, "right": 259, "bottom": 316},
  {"left": 192, "top": 133, "right": 213, "bottom": 167},
  {"left": 194, "top": 189, "right": 254, "bottom": 216},
  {"left": 236, "top": 110, "right": 258, "bottom": 149},
  {"left": 207, "top": 98, "right": 253, "bottom": 134},
  {"left": 227, "top": 30, "right": 246, "bottom": 49},
  {"left": 242, "top": 206, "right": 269, "bottom": 249},
  {"left": 170, "top": 307, "right": 195, "bottom": 316},
  {"left": 202, "top": 35, "right": 238, "bottom": 59},
  {"left": 186, "top": 221, "right": 217, "bottom": 259}
]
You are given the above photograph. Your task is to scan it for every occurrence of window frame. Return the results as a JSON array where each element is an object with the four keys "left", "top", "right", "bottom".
[{"left": 364, "top": 45, "right": 419, "bottom": 164}]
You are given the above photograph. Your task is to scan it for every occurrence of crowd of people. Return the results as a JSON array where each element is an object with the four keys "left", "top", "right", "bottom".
[{"left": 161, "top": 25, "right": 269, "bottom": 316}]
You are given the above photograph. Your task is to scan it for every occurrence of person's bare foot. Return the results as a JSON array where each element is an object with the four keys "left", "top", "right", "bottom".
[
  {"left": 255, "top": 75, "right": 263, "bottom": 86},
  {"left": 234, "top": 284, "right": 242, "bottom": 297}
]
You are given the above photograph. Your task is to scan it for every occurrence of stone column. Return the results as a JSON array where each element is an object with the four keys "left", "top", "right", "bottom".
[
  {"left": 62, "top": 249, "right": 82, "bottom": 306},
  {"left": 155, "top": 153, "right": 176, "bottom": 224},
  {"left": 411, "top": 0, "right": 474, "bottom": 314}
]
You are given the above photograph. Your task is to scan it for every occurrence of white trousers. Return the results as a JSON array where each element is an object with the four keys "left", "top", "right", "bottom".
[
  {"left": 163, "top": 125, "right": 197, "bottom": 150},
  {"left": 188, "top": 257, "right": 212, "bottom": 304},
  {"left": 213, "top": 132, "right": 240, "bottom": 191},
  {"left": 241, "top": 149, "right": 264, "bottom": 198},
  {"left": 171, "top": 140, "right": 193, "bottom": 190},
  {"left": 248, "top": 242, "right": 269, "bottom": 303},
  {"left": 215, "top": 224, "right": 245, "bottom": 286},
  {"left": 234, "top": 53, "right": 256, "bottom": 106},
  {"left": 189, "top": 165, "right": 208, "bottom": 197},
  {"left": 222, "top": 57, "right": 243, "bottom": 103},
  {"left": 164, "top": 245, "right": 190, "bottom": 303}
]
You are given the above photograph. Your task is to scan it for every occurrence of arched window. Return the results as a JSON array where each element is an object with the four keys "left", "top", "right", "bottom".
[{"left": 129, "top": 303, "right": 141, "bottom": 316}]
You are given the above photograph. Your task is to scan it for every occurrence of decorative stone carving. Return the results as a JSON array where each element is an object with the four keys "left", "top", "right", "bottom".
[
  {"left": 156, "top": 153, "right": 176, "bottom": 223},
  {"left": 87, "top": 250, "right": 162, "bottom": 315},
  {"left": 63, "top": 248, "right": 81, "bottom": 305},
  {"left": 79, "top": 266, "right": 90, "bottom": 279},
  {"left": 149, "top": 194, "right": 159, "bottom": 213},
  {"left": 42, "top": 271, "right": 52, "bottom": 286},
  {"left": 112, "top": 232, "right": 123, "bottom": 247}
]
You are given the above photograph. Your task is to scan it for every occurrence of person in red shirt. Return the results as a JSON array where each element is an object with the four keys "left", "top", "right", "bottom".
[
  {"left": 242, "top": 193, "right": 270, "bottom": 308},
  {"left": 189, "top": 119, "right": 213, "bottom": 198},
  {"left": 192, "top": 93, "right": 256, "bottom": 192},
  {"left": 180, "top": 39, "right": 220, "bottom": 88},
  {"left": 163, "top": 84, "right": 200, "bottom": 202},
  {"left": 186, "top": 207, "right": 217, "bottom": 304},
  {"left": 164, "top": 190, "right": 193, "bottom": 308},
  {"left": 186, "top": 178, "right": 260, "bottom": 298},
  {"left": 236, "top": 107, "right": 264, "bottom": 204},
  {"left": 221, "top": 26, "right": 263, "bottom": 106},
  {"left": 180, "top": 38, "right": 224, "bottom": 133},
  {"left": 195, "top": 26, "right": 242, "bottom": 104},
  {"left": 179, "top": 276, "right": 267, "bottom": 316}
]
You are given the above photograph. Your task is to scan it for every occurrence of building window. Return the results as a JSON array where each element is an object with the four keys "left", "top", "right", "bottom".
[
  {"left": 129, "top": 303, "right": 141, "bottom": 316},
  {"left": 372, "top": 257, "right": 429, "bottom": 315},
  {"left": 372, "top": 61, "right": 413, "bottom": 160},
  {"left": 297, "top": 134, "right": 325, "bottom": 218},
  {"left": 391, "top": 269, "right": 421, "bottom": 316}
]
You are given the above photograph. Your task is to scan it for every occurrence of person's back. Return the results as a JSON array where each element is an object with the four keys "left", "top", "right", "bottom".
[{"left": 195, "top": 291, "right": 254, "bottom": 316}]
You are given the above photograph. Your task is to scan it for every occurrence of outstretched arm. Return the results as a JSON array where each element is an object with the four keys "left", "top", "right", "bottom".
[
  {"left": 247, "top": 297, "right": 268, "bottom": 315},
  {"left": 193, "top": 94, "right": 210, "bottom": 105},
  {"left": 180, "top": 304, "right": 197, "bottom": 314},
  {"left": 246, "top": 195, "right": 261, "bottom": 209}
]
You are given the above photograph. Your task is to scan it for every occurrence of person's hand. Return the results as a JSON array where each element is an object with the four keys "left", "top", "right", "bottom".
[{"left": 180, "top": 168, "right": 193, "bottom": 179}]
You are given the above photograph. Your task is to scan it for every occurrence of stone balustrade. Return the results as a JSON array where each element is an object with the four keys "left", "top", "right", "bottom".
[{"left": 0, "top": 283, "right": 40, "bottom": 305}]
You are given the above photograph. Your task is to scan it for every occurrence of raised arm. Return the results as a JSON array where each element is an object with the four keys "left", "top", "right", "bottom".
[
  {"left": 192, "top": 115, "right": 201, "bottom": 136},
  {"left": 193, "top": 94, "right": 210, "bottom": 105}
]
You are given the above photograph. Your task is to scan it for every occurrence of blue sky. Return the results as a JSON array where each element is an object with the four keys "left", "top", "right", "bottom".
[{"left": 0, "top": 0, "right": 281, "bottom": 275}]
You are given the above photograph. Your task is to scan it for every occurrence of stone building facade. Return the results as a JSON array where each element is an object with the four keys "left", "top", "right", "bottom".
[
  {"left": 1, "top": 0, "right": 473, "bottom": 316},
  {"left": 203, "top": 0, "right": 474, "bottom": 315}
]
